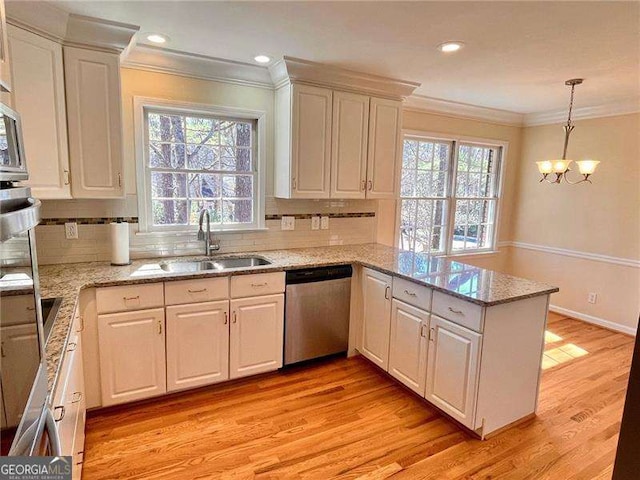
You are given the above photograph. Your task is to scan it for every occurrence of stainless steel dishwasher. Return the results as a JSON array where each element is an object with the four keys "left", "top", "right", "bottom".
[{"left": 284, "top": 265, "right": 352, "bottom": 365}]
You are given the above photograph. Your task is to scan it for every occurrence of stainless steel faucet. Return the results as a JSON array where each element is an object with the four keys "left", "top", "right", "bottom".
[{"left": 197, "top": 208, "right": 220, "bottom": 256}]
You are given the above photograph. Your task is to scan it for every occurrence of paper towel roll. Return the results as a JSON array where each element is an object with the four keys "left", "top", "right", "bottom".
[{"left": 110, "top": 221, "right": 130, "bottom": 266}]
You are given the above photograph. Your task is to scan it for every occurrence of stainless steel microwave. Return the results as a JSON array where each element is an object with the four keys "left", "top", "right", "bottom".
[{"left": 0, "top": 102, "right": 28, "bottom": 182}]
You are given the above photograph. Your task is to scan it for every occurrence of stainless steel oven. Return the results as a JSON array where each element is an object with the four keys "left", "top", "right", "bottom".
[{"left": 0, "top": 103, "right": 61, "bottom": 456}]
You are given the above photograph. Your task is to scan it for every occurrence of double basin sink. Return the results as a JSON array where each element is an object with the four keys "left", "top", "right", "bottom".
[{"left": 160, "top": 256, "right": 272, "bottom": 273}]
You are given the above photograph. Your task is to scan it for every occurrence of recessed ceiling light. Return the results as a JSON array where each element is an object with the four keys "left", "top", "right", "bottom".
[
  {"left": 254, "top": 55, "right": 271, "bottom": 64},
  {"left": 438, "top": 41, "right": 464, "bottom": 53},
  {"left": 146, "top": 33, "right": 169, "bottom": 44}
]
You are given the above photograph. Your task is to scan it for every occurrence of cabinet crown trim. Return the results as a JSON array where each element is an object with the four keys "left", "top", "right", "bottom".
[{"left": 269, "top": 56, "right": 420, "bottom": 100}]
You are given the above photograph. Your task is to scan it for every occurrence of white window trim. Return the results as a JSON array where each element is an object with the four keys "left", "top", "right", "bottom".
[
  {"left": 133, "top": 96, "right": 267, "bottom": 234},
  {"left": 396, "top": 129, "right": 509, "bottom": 256}
]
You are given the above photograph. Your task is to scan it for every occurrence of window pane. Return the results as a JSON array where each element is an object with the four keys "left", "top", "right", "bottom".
[
  {"left": 455, "top": 144, "right": 499, "bottom": 199},
  {"left": 187, "top": 145, "right": 219, "bottom": 170},
  {"left": 222, "top": 199, "right": 253, "bottom": 223},
  {"left": 149, "top": 143, "right": 186, "bottom": 169},
  {"left": 152, "top": 199, "right": 187, "bottom": 225},
  {"left": 222, "top": 175, "right": 253, "bottom": 198},
  {"left": 188, "top": 173, "right": 221, "bottom": 198},
  {"left": 403, "top": 140, "right": 418, "bottom": 169},
  {"left": 148, "top": 113, "right": 185, "bottom": 142},
  {"left": 151, "top": 172, "right": 186, "bottom": 198},
  {"left": 399, "top": 199, "right": 417, "bottom": 251},
  {"left": 189, "top": 199, "right": 222, "bottom": 225},
  {"left": 452, "top": 199, "right": 495, "bottom": 251}
]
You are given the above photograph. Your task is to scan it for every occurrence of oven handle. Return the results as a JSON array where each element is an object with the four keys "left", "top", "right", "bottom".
[
  {"left": 45, "top": 406, "right": 63, "bottom": 457},
  {"left": 0, "top": 197, "right": 41, "bottom": 241}
]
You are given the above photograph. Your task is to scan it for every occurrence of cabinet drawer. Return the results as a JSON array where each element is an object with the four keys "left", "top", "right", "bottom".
[
  {"left": 431, "top": 291, "right": 484, "bottom": 333},
  {"left": 230, "top": 272, "right": 285, "bottom": 298},
  {"left": 392, "top": 277, "right": 432, "bottom": 311},
  {"left": 96, "top": 283, "right": 164, "bottom": 314},
  {"left": 164, "top": 277, "right": 229, "bottom": 306}
]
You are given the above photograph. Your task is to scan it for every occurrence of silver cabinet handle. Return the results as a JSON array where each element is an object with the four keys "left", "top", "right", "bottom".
[
  {"left": 384, "top": 285, "right": 390, "bottom": 300},
  {"left": 123, "top": 295, "right": 140, "bottom": 301},
  {"left": 420, "top": 324, "right": 427, "bottom": 338},
  {"left": 72, "top": 392, "right": 83, "bottom": 403},
  {"left": 77, "top": 316, "right": 85, "bottom": 332},
  {"left": 251, "top": 283, "right": 268, "bottom": 288},
  {"left": 292, "top": 177, "right": 297, "bottom": 189},
  {"left": 367, "top": 180, "right": 373, "bottom": 190},
  {"left": 429, "top": 327, "right": 435, "bottom": 342},
  {"left": 224, "top": 311, "right": 228, "bottom": 324},
  {"left": 404, "top": 289, "right": 417, "bottom": 297},
  {"left": 158, "top": 319, "right": 163, "bottom": 335},
  {"left": 63, "top": 169, "right": 70, "bottom": 185},
  {"left": 188, "top": 288, "right": 207, "bottom": 293},
  {"left": 53, "top": 405, "right": 65, "bottom": 421},
  {"left": 67, "top": 342, "right": 77, "bottom": 352},
  {"left": 448, "top": 306, "right": 464, "bottom": 315},
  {"left": 361, "top": 179, "right": 366, "bottom": 191},
  {"left": 118, "top": 172, "right": 122, "bottom": 187},
  {"left": 232, "top": 311, "right": 237, "bottom": 323}
]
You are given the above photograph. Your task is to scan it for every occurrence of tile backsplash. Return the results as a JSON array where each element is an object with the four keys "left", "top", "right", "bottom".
[{"left": 35, "top": 196, "right": 379, "bottom": 265}]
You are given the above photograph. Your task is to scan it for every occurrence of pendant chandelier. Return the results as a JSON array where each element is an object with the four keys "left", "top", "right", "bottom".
[{"left": 536, "top": 79, "right": 600, "bottom": 184}]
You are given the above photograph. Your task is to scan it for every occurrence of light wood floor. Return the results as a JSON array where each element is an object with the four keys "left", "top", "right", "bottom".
[{"left": 82, "top": 313, "right": 634, "bottom": 479}]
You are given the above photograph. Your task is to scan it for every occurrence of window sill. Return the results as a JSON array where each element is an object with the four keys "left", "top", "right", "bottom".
[
  {"left": 445, "top": 249, "right": 501, "bottom": 258},
  {"left": 135, "top": 227, "right": 269, "bottom": 237}
]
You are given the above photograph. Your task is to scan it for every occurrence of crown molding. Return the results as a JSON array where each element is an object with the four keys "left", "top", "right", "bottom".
[
  {"left": 523, "top": 99, "right": 640, "bottom": 126},
  {"left": 403, "top": 94, "right": 525, "bottom": 127},
  {"left": 121, "top": 45, "right": 273, "bottom": 89},
  {"left": 269, "top": 56, "right": 420, "bottom": 100},
  {"left": 6, "top": 2, "right": 138, "bottom": 53}
]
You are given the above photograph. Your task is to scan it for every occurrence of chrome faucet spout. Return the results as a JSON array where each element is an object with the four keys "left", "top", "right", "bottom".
[{"left": 197, "top": 208, "right": 220, "bottom": 256}]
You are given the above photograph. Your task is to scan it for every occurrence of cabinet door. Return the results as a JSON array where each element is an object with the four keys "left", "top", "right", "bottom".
[
  {"left": 64, "top": 46, "right": 124, "bottom": 198},
  {"left": 389, "top": 299, "right": 429, "bottom": 396},
  {"left": 71, "top": 334, "right": 86, "bottom": 470},
  {"left": 361, "top": 268, "right": 392, "bottom": 370},
  {"left": 425, "top": 315, "right": 481, "bottom": 429},
  {"left": 0, "top": 0, "right": 11, "bottom": 92},
  {"left": 7, "top": 26, "right": 70, "bottom": 198},
  {"left": 230, "top": 294, "right": 284, "bottom": 379},
  {"left": 166, "top": 300, "right": 230, "bottom": 392},
  {"left": 366, "top": 97, "right": 402, "bottom": 199},
  {"left": 291, "top": 83, "right": 332, "bottom": 198},
  {"left": 98, "top": 308, "right": 166, "bottom": 406},
  {"left": 330, "top": 91, "right": 369, "bottom": 198}
]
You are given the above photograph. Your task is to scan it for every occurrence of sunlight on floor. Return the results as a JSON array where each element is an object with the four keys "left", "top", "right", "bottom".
[
  {"left": 545, "top": 330, "right": 563, "bottom": 344},
  {"left": 542, "top": 342, "right": 589, "bottom": 370}
]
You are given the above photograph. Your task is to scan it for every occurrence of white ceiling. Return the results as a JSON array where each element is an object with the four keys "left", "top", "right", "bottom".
[{"left": 50, "top": 1, "right": 639, "bottom": 114}]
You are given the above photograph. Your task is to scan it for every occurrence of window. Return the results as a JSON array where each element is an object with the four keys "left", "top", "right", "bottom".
[
  {"left": 137, "top": 102, "right": 264, "bottom": 232},
  {"left": 398, "top": 135, "right": 503, "bottom": 255}
]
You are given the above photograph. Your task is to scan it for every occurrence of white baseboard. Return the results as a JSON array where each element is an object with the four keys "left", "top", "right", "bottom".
[{"left": 549, "top": 304, "right": 637, "bottom": 336}]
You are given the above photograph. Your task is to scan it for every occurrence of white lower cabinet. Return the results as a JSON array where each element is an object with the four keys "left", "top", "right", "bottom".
[
  {"left": 360, "top": 268, "right": 392, "bottom": 370},
  {"left": 52, "top": 315, "right": 86, "bottom": 477},
  {"left": 388, "top": 299, "right": 429, "bottom": 396},
  {"left": 425, "top": 315, "right": 481, "bottom": 429},
  {"left": 97, "top": 308, "right": 166, "bottom": 406},
  {"left": 230, "top": 294, "right": 284, "bottom": 379},
  {"left": 166, "top": 301, "right": 229, "bottom": 392}
]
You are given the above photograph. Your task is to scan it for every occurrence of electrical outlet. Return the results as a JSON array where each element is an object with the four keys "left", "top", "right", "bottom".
[
  {"left": 311, "top": 216, "right": 320, "bottom": 230},
  {"left": 588, "top": 292, "right": 598, "bottom": 304},
  {"left": 64, "top": 222, "right": 78, "bottom": 239},
  {"left": 320, "top": 216, "right": 329, "bottom": 230},
  {"left": 281, "top": 216, "right": 295, "bottom": 231}
]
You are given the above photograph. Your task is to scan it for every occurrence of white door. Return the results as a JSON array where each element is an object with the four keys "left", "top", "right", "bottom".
[
  {"left": 64, "top": 46, "right": 124, "bottom": 198},
  {"left": 0, "top": 323, "right": 39, "bottom": 427},
  {"left": 7, "top": 25, "right": 70, "bottom": 199},
  {"left": 366, "top": 97, "right": 402, "bottom": 199},
  {"left": 291, "top": 83, "right": 332, "bottom": 198},
  {"left": 230, "top": 294, "right": 284, "bottom": 379},
  {"left": 98, "top": 308, "right": 166, "bottom": 406},
  {"left": 360, "top": 268, "right": 392, "bottom": 370},
  {"left": 330, "top": 91, "right": 369, "bottom": 198},
  {"left": 389, "top": 299, "right": 429, "bottom": 396},
  {"left": 425, "top": 315, "right": 482, "bottom": 429},
  {"left": 166, "top": 300, "right": 230, "bottom": 392}
]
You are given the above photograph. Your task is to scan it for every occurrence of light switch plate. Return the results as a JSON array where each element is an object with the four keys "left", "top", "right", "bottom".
[
  {"left": 320, "top": 216, "right": 329, "bottom": 230},
  {"left": 311, "top": 216, "right": 320, "bottom": 230},
  {"left": 64, "top": 222, "right": 78, "bottom": 239},
  {"left": 281, "top": 216, "right": 295, "bottom": 231}
]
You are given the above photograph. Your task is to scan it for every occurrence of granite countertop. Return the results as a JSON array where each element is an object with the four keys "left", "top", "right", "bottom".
[{"left": 40, "top": 243, "right": 558, "bottom": 395}]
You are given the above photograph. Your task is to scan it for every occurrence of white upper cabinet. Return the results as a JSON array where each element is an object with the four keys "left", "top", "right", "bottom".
[
  {"left": 425, "top": 315, "right": 481, "bottom": 429},
  {"left": 0, "top": 0, "right": 11, "bottom": 92},
  {"left": 331, "top": 91, "right": 369, "bottom": 198},
  {"left": 360, "top": 267, "right": 392, "bottom": 370},
  {"left": 64, "top": 46, "right": 124, "bottom": 198},
  {"left": 7, "top": 25, "right": 70, "bottom": 198},
  {"left": 366, "top": 97, "right": 402, "bottom": 199},
  {"left": 389, "top": 299, "right": 429, "bottom": 396}
]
